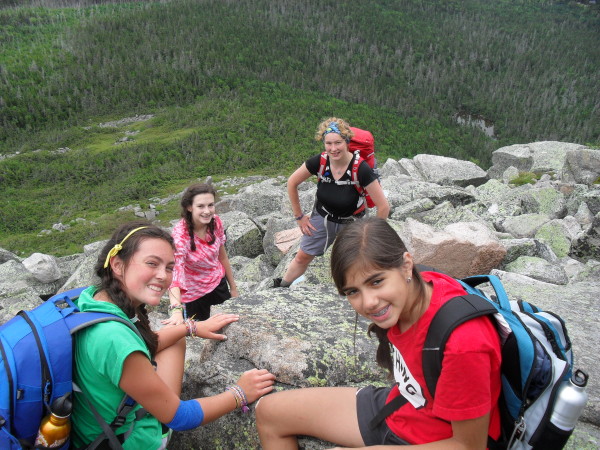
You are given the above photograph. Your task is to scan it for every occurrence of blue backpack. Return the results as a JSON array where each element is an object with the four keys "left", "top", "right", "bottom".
[
  {"left": 0, "top": 287, "right": 140, "bottom": 450},
  {"left": 372, "top": 274, "right": 586, "bottom": 450}
]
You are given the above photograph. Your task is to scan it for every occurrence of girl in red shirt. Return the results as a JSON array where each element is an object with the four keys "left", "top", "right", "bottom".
[{"left": 257, "top": 217, "right": 501, "bottom": 449}]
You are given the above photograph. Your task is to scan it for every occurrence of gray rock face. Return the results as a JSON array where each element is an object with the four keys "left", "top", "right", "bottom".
[
  {"left": 498, "top": 213, "right": 551, "bottom": 238},
  {"left": 261, "top": 215, "right": 297, "bottom": 267},
  {"left": 1, "top": 142, "right": 599, "bottom": 448},
  {"left": 562, "top": 148, "right": 600, "bottom": 185},
  {"left": 412, "top": 154, "right": 489, "bottom": 187},
  {"left": 226, "top": 178, "right": 287, "bottom": 217},
  {"left": 380, "top": 157, "right": 411, "bottom": 178},
  {"left": 22, "top": 253, "right": 62, "bottom": 283},
  {"left": 571, "top": 212, "right": 600, "bottom": 260},
  {"left": 168, "top": 286, "right": 384, "bottom": 449},
  {"left": 521, "top": 187, "right": 567, "bottom": 219},
  {"left": 0, "top": 248, "right": 20, "bottom": 264},
  {"left": 221, "top": 212, "right": 264, "bottom": 259},
  {"left": 488, "top": 141, "right": 587, "bottom": 179},
  {"left": 504, "top": 256, "right": 569, "bottom": 285}
]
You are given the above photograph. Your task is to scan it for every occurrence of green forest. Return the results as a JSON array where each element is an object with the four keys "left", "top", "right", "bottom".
[{"left": 0, "top": 0, "right": 599, "bottom": 256}]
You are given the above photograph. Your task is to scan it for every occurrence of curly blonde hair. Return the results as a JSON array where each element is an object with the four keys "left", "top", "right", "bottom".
[{"left": 314, "top": 117, "right": 355, "bottom": 142}]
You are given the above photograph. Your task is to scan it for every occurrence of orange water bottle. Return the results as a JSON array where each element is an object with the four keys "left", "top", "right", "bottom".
[{"left": 34, "top": 392, "right": 72, "bottom": 448}]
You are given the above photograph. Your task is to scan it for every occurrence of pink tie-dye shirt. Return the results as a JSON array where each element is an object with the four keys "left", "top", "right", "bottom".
[{"left": 170, "top": 216, "right": 226, "bottom": 302}]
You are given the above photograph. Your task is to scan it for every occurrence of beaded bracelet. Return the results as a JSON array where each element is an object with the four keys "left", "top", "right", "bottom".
[
  {"left": 225, "top": 385, "right": 249, "bottom": 413},
  {"left": 184, "top": 319, "right": 197, "bottom": 338}
]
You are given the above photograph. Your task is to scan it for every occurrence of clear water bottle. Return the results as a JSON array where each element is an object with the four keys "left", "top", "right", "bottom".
[
  {"left": 550, "top": 369, "right": 589, "bottom": 431},
  {"left": 34, "top": 392, "right": 72, "bottom": 448}
]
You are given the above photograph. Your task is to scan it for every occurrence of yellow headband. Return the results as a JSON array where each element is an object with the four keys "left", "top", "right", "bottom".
[{"left": 103, "top": 226, "right": 149, "bottom": 269}]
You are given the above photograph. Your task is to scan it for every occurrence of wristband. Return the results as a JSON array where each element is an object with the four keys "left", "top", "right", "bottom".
[
  {"left": 295, "top": 213, "right": 304, "bottom": 221},
  {"left": 166, "top": 399, "right": 204, "bottom": 431}
]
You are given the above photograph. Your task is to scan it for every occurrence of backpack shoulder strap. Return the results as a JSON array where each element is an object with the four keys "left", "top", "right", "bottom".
[
  {"left": 68, "top": 312, "right": 143, "bottom": 450},
  {"left": 422, "top": 294, "right": 497, "bottom": 397},
  {"left": 368, "top": 292, "right": 499, "bottom": 431},
  {"left": 317, "top": 152, "right": 328, "bottom": 181},
  {"left": 350, "top": 150, "right": 364, "bottom": 190},
  {"left": 65, "top": 312, "right": 141, "bottom": 338}
]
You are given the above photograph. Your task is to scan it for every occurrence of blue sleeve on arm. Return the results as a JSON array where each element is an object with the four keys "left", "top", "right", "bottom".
[{"left": 165, "top": 399, "right": 204, "bottom": 431}]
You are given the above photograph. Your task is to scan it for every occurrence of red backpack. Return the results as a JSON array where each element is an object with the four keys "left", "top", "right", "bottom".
[
  {"left": 317, "top": 127, "right": 377, "bottom": 209},
  {"left": 348, "top": 127, "right": 376, "bottom": 169}
]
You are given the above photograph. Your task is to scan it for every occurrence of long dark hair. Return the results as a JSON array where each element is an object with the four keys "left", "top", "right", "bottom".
[
  {"left": 95, "top": 220, "right": 174, "bottom": 357},
  {"left": 180, "top": 183, "right": 217, "bottom": 250},
  {"left": 330, "top": 217, "right": 426, "bottom": 377}
]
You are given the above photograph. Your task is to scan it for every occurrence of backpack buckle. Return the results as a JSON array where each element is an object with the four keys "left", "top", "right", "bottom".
[
  {"left": 111, "top": 415, "right": 127, "bottom": 428},
  {"left": 507, "top": 416, "right": 526, "bottom": 447}
]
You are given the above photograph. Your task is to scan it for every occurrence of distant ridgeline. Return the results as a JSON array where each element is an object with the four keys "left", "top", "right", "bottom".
[{"left": 1, "top": 0, "right": 598, "bottom": 148}]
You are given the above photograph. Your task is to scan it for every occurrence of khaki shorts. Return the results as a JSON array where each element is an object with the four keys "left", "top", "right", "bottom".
[{"left": 299, "top": 210, "right": 349, "bottom": 256}]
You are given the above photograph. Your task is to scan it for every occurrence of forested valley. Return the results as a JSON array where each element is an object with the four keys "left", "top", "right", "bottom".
[{"left": 0, "top": 0, "right": 598, "bottom": 256}]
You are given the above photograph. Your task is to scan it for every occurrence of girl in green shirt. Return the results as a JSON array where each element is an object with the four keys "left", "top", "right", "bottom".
[{"left": 73, "top": 221, "right": 275, "bottom": 449}]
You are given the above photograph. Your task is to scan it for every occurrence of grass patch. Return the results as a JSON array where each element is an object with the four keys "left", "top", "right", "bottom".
[
  {"left": 0, "top": 172, "right": 260, "bottom": 257},
  {"left": 510, "top": 171, "right": 540, "bottom": 186}
]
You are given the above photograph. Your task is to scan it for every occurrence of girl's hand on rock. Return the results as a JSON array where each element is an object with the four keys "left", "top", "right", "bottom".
[
  {"left": 161, "top": 311, "right": 184, "bottom": 326},
  {"left": 195, "top": 313, "right": 239, "bottom": 340},
  {"left": 236, "top": 368, "right": 276, "bottom": 404}
]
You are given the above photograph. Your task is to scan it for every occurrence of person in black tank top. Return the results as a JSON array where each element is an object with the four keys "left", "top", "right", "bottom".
[{"left": 274, "top": 117, "right": 390, "bottom": 288}]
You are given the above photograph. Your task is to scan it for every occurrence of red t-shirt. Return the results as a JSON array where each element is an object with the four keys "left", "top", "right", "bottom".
[{"left": 385, "top": 271, "right": 502, "bottom": 444}]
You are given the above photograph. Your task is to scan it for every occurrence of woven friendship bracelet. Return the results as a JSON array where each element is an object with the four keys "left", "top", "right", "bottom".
[
  {"left": 225, "top": 385, "right": 249, "bottom": 413},
  {"left": 231, "top": 385, "right": 248, "bottom": 405},
  {"left": 184, "top": 319, "right": 197, "bottom": 338},
  {"left": 169, "top": 305, "right": 184, "bottom": 316},
  {"left": 225, "top": 387, "right": 240, "bottom": 409}
]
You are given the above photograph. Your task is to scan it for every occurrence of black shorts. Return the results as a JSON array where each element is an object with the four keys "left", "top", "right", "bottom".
[
  {"left": 184, "top": 277, "right": 231, "bottom": 321},
  {"left": 357, "top": 386, "right": 409, "bottom": 446}
]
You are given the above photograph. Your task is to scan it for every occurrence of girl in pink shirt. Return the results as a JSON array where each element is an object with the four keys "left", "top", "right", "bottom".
[{"left": 163, "top": 183, "right": 238, "bottom": 324}]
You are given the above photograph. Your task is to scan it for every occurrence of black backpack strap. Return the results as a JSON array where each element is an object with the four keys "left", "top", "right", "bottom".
[
  {"left": 424, "top": 294, "right": 506, "bottom": 449},
  {"left": 414, "top": 264, "right": 445, "bottom": 274},
  {"left": 368, "top": 294, "right": 498, "bottom": 431},
  {"left": 109, "top": 394, "right": 149, "bottom": 442},
  {"left": 73, "top": 382, "right": 124, "bottom": 450},
  {"left": 422, "top": 294, "right": 496, "bottom": 397},
  {"left": 74, "top": 387, "right": 147, "bottom": 450},
  {"left": 70, "top": 316, "right": 146, "bottom": 450},
  {"left": 368, "top": 395, "right": 408, "bottom": 430}
]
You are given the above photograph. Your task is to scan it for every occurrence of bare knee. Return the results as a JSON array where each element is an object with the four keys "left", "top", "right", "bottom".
[
  {"left": 255, "top": 393, "right": 273, "bottom": 427},
  {"left": 294, "top": 250, "right": 314, "bottom": 266},
  {"left": 256, "top": 392, "right": 285, "bottom": 436}
]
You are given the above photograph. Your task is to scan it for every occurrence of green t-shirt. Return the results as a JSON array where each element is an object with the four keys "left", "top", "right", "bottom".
[{"left": 72, "top": 286, "right": 163, "bottom": 450}]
